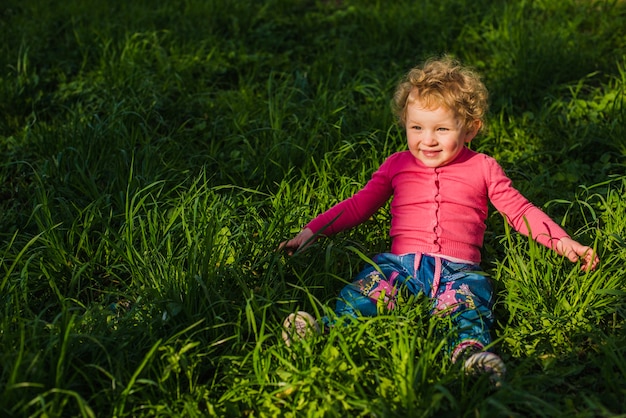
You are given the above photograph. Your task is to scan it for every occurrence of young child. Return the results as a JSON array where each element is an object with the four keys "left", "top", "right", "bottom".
[{"left": 279, "top": 56, "right": 599, "bottom": 382}]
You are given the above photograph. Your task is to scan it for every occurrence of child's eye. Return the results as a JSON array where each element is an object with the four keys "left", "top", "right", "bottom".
[
  {"left": 411, "top": 126, "right": 422, "bottom": 130},
  {"left": 437, "top": 127, "right": 449, "bottom": 131}
]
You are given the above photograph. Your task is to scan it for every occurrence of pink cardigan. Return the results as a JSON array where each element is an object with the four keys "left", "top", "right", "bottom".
[{"left": 306, "top": 147, "right": 569, "bottom": 264}]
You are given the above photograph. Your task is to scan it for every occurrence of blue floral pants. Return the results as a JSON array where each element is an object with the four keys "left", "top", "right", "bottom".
[{"left": 328, "top": 252, "right": 494, "bottom": 361}]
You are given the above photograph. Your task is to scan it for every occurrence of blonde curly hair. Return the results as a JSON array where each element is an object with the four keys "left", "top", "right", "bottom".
[{"left": 393, "top": 55, "right": 489, "bottom": 133}]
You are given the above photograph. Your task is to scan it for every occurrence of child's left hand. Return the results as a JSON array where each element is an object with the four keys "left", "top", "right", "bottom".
[{"left": 556, "top": 237, "right": 600, "bottom": 271}]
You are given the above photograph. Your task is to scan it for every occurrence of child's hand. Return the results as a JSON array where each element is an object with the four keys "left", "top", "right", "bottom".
[
  {"left": 556, "top": 237, "right": 600, "bottom": 271},
  {"left": 278, "top": 228, "right": 315, "bottom": 256}
]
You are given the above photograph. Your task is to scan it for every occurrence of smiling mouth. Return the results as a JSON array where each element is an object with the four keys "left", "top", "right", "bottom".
[{"left": 421, "top": 150, "right": 441, "bottom": 157}]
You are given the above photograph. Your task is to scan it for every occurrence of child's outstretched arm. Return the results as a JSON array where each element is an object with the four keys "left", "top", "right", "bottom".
[
  {"left": 279, "top": 227, "right": 315, "bottom": 256},
  {"left": 278, "top": 154, "right": 395, "bottom": 257},
  {"left": 556, "top": 237, "right": 600, "bottom": 271}
]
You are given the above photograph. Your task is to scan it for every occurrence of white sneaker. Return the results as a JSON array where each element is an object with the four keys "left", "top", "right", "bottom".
[
  {"left": 463, "top": 351, "right": 506, "bottom": 387},
  {"left": 282, "top": 311, "right": 320, "bottom": 347}
]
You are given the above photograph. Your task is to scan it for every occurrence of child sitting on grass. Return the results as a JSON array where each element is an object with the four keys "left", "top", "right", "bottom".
[{"left": 279, "top": 55, "right": 599, "bottom": 383}]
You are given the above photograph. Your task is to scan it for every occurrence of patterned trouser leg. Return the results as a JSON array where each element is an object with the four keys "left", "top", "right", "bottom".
[
  {"left": 332, "top": 252, "right": 494, "bottom": 358},
  {"left": 432, "top": 261, "right": 494, "bottom": 360},
  {"left": 334, "top": 253, "right": 416, "bottom": 318}
]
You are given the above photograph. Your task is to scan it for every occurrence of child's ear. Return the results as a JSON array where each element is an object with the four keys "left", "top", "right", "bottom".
[{"left": 464, "top": 120, "right": 482, "bottom": 143}]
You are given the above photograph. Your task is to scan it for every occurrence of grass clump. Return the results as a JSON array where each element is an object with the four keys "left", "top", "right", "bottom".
[{"left": 1, "top": 0, "right": 626, "bottom": 416}]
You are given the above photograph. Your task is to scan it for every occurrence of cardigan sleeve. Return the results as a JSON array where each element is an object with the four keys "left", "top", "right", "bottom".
[
  {"left": 485, "top": 156, "right": 570, "bottom": 249},
  {"left": 306, "top": 155, "right": 395, "bottom": 236}
]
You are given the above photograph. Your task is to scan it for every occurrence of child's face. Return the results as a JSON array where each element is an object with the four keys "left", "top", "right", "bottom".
[{"left": 405, "top": 100, "right": 479, "bottom": 168}]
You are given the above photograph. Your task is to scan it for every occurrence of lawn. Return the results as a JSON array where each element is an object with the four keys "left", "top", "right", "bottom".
[{"left": 1, "top": 0, "right": 625, "bottom": 416}]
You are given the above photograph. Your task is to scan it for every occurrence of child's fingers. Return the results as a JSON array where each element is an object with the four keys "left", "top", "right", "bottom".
[
  {"left": 579, "top": 248, "right": 599, "bottom": 271},
  {"left": 277, "top": 239, "right": 297, "bottom": 255},
  {"left": 279, "top": 228, "right": 315, "bottom": 256},
  {"left": 560, "top": 240, "right": 599, "bottom": 271},
  {"left": 585, "top": 249, "right": 599, "bottom": 269}
]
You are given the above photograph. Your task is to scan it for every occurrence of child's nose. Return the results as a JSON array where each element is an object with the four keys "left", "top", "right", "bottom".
[{"left": 422, "top": 131, "right": 437, "bottom": 145}]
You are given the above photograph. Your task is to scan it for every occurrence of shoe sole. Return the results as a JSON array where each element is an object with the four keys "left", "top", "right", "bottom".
[
  {"left": 282, "top": 311, "right": 320, "bottom": 347},
  {"left": 463, "top": 351, "right": 506, "bottom": 387}
]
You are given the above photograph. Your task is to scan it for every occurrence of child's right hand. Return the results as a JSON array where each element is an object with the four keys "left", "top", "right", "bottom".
[{"left": 278, "top": 228, "right": 315, "bottom": 256}]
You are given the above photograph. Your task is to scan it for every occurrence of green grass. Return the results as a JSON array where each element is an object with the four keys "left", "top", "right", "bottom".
[{"left": 1, "top": 0, "right": 625, "bottom": 416}]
